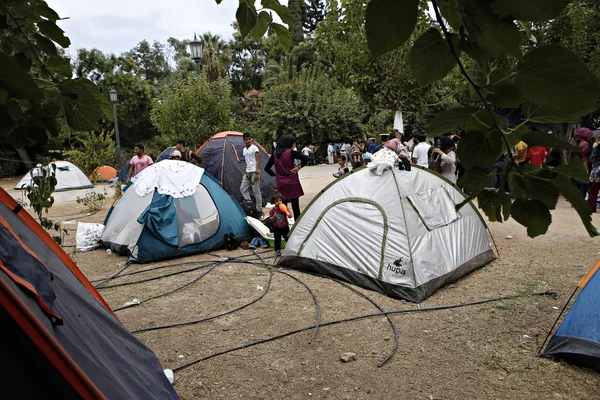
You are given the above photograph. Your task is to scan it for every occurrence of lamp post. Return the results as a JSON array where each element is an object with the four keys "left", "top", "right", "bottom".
[
  {"left": 109, "top": 90, "right": 122, "bottom": 170},
  {"left": 189, "top": 33, "right": 203, "bottom": 75}
]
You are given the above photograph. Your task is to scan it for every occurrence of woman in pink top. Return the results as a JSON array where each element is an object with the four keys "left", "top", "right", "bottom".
[{"left": 127, "top": 143, "right": 154, "bottom": 182}]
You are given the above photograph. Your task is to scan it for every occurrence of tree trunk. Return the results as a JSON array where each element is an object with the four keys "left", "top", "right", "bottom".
[{"left": 14, "top": 147, "right": 36, "bottom": 170}]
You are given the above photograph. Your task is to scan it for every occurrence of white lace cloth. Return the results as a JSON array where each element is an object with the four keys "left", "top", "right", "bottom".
[
  {"left": 367, "top": 149, "right": 398, "bottom": 176},
  {"left": 131, "top": 160, "right": 204, "bottom": 198}
]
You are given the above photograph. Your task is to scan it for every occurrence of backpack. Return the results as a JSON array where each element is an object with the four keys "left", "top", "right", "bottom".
[
  {"left": 223, "top": 232, "right": 239, "bottom": 251},
  {"left": 241, "top": 200, "right": 261, "bottom": 219}
]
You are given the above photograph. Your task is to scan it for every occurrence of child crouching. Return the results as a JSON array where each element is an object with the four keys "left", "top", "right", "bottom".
[{"left": 269, "top": 192, "right": 291, "bottom": 253}]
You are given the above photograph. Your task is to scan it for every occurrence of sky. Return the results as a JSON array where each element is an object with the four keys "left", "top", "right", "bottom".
[{"left": 46, "top": 0, "right": 246, "bottom": 56}]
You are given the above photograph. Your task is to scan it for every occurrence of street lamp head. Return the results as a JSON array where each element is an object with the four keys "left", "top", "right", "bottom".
[
  {"left": 189, "top": 33, "right": 203, "bottom": 62},
  {"left": 109, "top": 89, "right": 118, "bottom": 103}
]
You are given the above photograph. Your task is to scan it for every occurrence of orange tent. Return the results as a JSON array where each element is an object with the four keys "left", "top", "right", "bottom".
[{"left": 89, "top": 165, "right": 117, "bottom": 181}]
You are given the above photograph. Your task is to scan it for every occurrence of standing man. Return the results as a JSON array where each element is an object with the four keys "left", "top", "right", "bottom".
[
  {"left": 327, "top": 143, "right": 334, "bottom": 164},
  {"left": 127, "top": 143, "right": 153, "bottom": 182},
  {"left": 240, "top": 132, "right": 263, "bottom": 218},
  {"left": 308, "top": 143, "right": 316, "bottom": 165},
  {"left": 411, "top": 135, "right": 431, "bottom": 168},
  {"left": 175, "top": 139, "right": 203, "bottom": 165},
  {"left": 301, "top": 145, "right": 312, "bottom": 165}
]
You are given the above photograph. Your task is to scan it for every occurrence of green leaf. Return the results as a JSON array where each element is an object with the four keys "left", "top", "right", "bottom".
[
  {"left": 438, "top": 0, "right": 462, "bottom": 30},
  {"left": 458, "top": 167, "right": 493, "bottom": 194},
  {"left": 410, "top": 28, "right": 457, "bottom": 85},
  {"left": 489, "top": 68, "right": 511, "bottom": 85},
  {"left": 491, "top": 0, "right": 569, "bottom": 22},
  {"left": 270, "top": 23, "right": 291, "bottom": 51},
  {"left": 513, "top": 174, "right": 559, "bottom": 209},
  {"left": 46, "top": 55, "right": 72, "bottom": 78},
  {"left": 549, "top": 158, "right": 590, "bottom": 182},
  {"left": 261, "top": 0, "right": 291, "bottom": 24},
  {"left": 511, "top": 199, "right": 551, "bottom": 237},
  {"left": 236, "top": 1, "right": 257, "bottom": 38},
  {"left": 521, "top": 130, "right": 579, "bottom": 151},
  {"left": 552, "top": 174, "right": 598, "bottom": 237},
  {"left": 37, "top": 20, "right": 70, "bottom": 48},
  {"left": 465, "top": 109, "right": 508, "bottom": 133},
  {"left": 462, "top": 7, "right": 521, "bottom": 59},
  {"left": 469, "top": 61, "right": 489, "bottom": 86},
  {"left": 520, "top": 101, "right": 584, "bottom": 124},
  {"left": 251, "top": 11, "right": 271, "bottom": 40},
  {"left": 93, "top": 90, "right": 114, "bottom": 122},
  {"left": 487, "top": 83, "right": 521, "bottom": 108},
  {"left": 35, "top": 2, "right": 61, "bottom": 20},
  {"left": 365, "top": 0, "right": 419, "bottom": 57},
  {"left": 0, "top": 53, "right": 42, "bottom": 99},
  {"left": 59, "top": 78, "right": 103, "bottom": 131},
  {"left": 477, "top": 189, "right": 511, "bottom": 222},
  {"left": 429, "top": 107, "right": 476, "bottom": 136},
  {"left": 515, "top": 46, "right": 600, "bottom": 116},
  {"left": 35, "top": 33, "right": 57, "bottom": 55},
  {"left": 457, "top": 130, "right": 503, "bottom": 169}
]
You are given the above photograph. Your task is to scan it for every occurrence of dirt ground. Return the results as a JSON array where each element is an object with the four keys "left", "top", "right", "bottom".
[{"left": 3, "top": 166, "right": 600, "bottom": 400}]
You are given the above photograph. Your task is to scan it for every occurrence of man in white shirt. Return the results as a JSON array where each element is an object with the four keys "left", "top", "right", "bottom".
[
  {"left": 411, "top": 135, "right": 431, "bottom": 168},
  {"left": 240, "top": 132, "right": 263, "bottom": 217},
  {"left": 327, "top": 143, "right": 334, "bottom": 164},
  {"left": 301, "top": 145, "right": 312, "bottom": 161}
]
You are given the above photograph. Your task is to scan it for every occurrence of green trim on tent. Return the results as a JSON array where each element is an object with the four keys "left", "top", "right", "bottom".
[
  {"left": 288, "top": 166, "right": 367, "bottom": 238},
  {"left": 391, "top": 168, "right": 417, "bottom": 285},
  {"left": 297, "top": 197, "right": 389, "bottom": 279}
]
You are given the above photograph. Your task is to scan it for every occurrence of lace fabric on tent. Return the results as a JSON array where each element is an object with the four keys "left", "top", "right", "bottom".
[{"left": 132, "top": 161, "right": 204, "bottom": 198}]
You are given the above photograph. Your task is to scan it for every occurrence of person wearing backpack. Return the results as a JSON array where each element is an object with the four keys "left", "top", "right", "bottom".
[
  {"left": 175, "top": 139, "right": 203, "bottom": 165},
  {"left": 430, "top": 136, "right": 457, "bottom": 183}
]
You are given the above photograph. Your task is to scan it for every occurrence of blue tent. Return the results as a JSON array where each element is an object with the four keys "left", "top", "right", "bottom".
[
  {"left": 102, "top": 161, "right": 251, "bottom": 263},
  {"left": 543, "top": 260, "right": 600, "bottom": 371},
  {"left": 157, "top": 146, "right": 176, "bottom": 162}
]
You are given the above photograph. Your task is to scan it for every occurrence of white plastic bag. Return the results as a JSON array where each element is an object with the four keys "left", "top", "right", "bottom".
[{"left": 76, "top": 222, "right": 105, "bottom": 252}]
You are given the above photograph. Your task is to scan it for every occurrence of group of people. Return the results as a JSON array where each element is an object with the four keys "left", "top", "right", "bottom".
[
  {"left": 326, "top": 138, "right": 368, "bottom": 167},
  {"left": 126, "top": 124, "right": 600, "bottom": 255},
  {"left": 239, "top": 132, "right": 309, "bottom": 253},
  {"left": 126, "top": 139, "right": 201, "bottom": 182}
]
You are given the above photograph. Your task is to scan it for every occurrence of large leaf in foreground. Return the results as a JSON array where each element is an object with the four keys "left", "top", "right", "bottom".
[
  {"left": 515, "top": 46, "right": 600, "bottom": 116},
  {"left": 511, "top": 199, "right": 552, "bottom": 238},
  {"left": 365, "top": 0, "right": 419, "bottom": 57},
  {"left": 410, "top": 28, "right": 457, "bottom": 85}
]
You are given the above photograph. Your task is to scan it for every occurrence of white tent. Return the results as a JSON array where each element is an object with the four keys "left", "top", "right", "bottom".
[
  {"left": 15, "top": 161, "right": 93, "bottom": 192},
  {"left": 278, "top": 162, "right": 495, "bottom": 302}
]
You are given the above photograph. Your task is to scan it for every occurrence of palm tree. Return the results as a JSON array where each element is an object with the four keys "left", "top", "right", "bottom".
[{"left": 200, "top": 33, "right": 231, "bottom": 82}]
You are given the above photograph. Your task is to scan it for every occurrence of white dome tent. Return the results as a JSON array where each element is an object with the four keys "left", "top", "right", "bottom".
[
  {"left": 15, "top": 161, "right": 93, "bottom": 192},
  {"left": 278, "top": 161, "right": 496, "bottom": 302}
]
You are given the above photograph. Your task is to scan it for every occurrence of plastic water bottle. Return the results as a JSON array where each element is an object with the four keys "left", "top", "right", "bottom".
[{"left": 106, "top": 249, "right": 112, "bottom": 255}]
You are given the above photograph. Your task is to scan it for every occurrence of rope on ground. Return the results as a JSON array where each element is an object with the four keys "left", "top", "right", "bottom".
[
  {"left": 331, "top": 279, "right": 399, "bottom": 367},
  {"left": 254, "top": 250, "right": 321, "bottom": 345},
  {"left": 131, "top": 269, "right": 275, "bottom": 333},
  {"left": 90, "top": 251, "right": 276, "bottom": 283},
  {"left": 171, "top": 291, "right": 556, "bottom": 373},
  {"left": 114, "top": 265, "right": 219, "bottom": 312},
  {"left": 112, "top": 252, "right": 272, "bottom": 311},
  {"left": 93, "top": 262, "right": 132, "bottom": 289}
]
